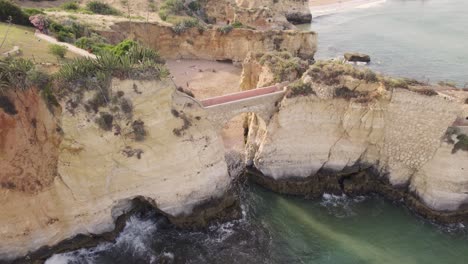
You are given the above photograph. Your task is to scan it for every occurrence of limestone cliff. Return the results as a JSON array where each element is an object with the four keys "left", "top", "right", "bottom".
[
  {"left": 242, "top": 58, "right": 468, "bottom": 219},
  {"left": 0, "top": 79, "right": 235, "bottom": 261},
  {"left": 200, "top": 0, "right": 311, "bottom": 29},
  {"left": 99, "top": 22, "right": 316, "bottom": 62}
]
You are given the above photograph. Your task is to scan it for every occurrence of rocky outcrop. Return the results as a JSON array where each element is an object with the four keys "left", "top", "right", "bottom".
[
  {"left": 242, "top": 59, "right": 468, "bottom": 221},
  {"left": 99, "top": 22, "right": 317, "bottom": 62},
  {"left": 200, "top": 0, "right": 311, "bottom": 29},
  {"left": 344, "top": 52, "right": 371, "bottom": 63},
  {"left": 0, "top": 79, "right": 238, "bottom": 261}
]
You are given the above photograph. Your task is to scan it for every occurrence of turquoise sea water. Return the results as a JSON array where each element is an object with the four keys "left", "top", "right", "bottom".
[
  {"left": 300, "top": 0, "right": 468, "bottom": 87},
  {"left": 46, "top": 1, "right": 468, "bottom": 263}
]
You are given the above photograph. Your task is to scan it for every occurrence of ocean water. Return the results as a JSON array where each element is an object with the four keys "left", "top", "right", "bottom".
[
  {"left": 300, "top": 0, "right": 468, "bottom": 87},
  {"left": 47, "top": 185, "right": 468, "bottom": 264},
  {"left": 46, "top": 1, "right": 468, "bottom": 263}
]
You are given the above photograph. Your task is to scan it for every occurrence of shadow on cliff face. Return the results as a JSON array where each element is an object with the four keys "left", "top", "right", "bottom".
[
  {"left": 41, "top": 188, "right": 273, "bottom": 264},
  {"left": 10, "top": 190, "right": 242, "bottom": 264}
]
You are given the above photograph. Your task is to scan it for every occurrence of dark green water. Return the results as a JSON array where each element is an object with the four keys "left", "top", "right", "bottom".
[{"left": 47, "top": 185, "right": 468, "bottom": 264}]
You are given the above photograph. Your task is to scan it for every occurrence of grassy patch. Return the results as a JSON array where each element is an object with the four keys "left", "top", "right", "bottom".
[
  {"left": 0, "top": 22, "right": 78, "bottom": 63},
  {"left": 86, "top": 1, "right": 121, "bottom": 15}
]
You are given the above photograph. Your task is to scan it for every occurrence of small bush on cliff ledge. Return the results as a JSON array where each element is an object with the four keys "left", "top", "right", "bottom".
[
  {"left": 285, "top": 80, "right": 315, "bottom": 98},
  {"left": 172, "top": 18, "right": 204, "bottom": 34},
  {"left": 218, "top": 24, "right": 233, "bottom": 34},
  {"left": 87, "top": 1, "right": 121, "bottom": 15},
  {"left": 452, "top": 134, "right": 468, "bottom": 154},
  {"left": 95, "top": 112, "right": 114, "bottom": 131},
  {"left": 0, "top": 58, "right": 35, "bottom": 93},
  {"left": 259, "top": 52, "right": 308, "bottom": 83}
]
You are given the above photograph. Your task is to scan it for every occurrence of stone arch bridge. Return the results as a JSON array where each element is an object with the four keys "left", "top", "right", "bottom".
[{"left": 198, "top": 85, "right": 286, "bottom": 129}]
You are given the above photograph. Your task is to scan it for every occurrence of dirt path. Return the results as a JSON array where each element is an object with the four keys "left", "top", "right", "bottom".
[{"left": 34, "top": 32, "right": 96, "bottom": 58}]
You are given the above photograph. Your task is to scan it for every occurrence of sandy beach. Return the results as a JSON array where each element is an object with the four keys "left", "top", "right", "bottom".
[
  {"left": 310, "top": 0, "right": 387, "bottom": 17},
  {"left": 166, "top": 60, "right": 245, "bottom": 151}
]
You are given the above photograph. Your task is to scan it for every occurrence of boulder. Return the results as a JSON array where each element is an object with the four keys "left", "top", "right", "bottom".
[{"left": 344, "top": 52, "right": 371, "bottom": 63}]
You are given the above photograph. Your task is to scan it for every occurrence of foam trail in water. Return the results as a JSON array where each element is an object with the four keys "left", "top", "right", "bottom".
[
  {"left": 45, "top": 215, "right": 158, "bottom": 264},
  {"left": 277, "top": 196, "right": 419, "bottom": 264}
]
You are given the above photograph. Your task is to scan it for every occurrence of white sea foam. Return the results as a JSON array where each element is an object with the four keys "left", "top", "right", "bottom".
[
  {"left": 45, "top": 215, "right": 157, "bottom": 264},
  {"left": 320, "top": 193, "right": 366, "bottom": 218}
]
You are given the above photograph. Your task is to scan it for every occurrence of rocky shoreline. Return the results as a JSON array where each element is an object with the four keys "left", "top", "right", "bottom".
[
  {"left": 7, "top": 190, "right": 241, "bottom": 264},
  {"left": 248, "top": 167, "right": 468, "bottom": 224}
]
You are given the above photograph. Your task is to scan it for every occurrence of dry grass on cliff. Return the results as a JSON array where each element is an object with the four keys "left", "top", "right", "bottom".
[
  {"left": 258, "top": 51, "right": 309, "bottom": 83},
  {"left": 308, "top": 61, "right": 379, "bottom": 86}
]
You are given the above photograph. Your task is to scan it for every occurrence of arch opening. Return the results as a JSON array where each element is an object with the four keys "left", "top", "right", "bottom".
[{"left": 221, "top": 113, "right": 267, "bottom": 178}]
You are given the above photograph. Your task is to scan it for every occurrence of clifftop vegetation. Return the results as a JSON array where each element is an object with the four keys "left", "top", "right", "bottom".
[{"left": 1, "top": 39, "right": 168, "bottom": 138}]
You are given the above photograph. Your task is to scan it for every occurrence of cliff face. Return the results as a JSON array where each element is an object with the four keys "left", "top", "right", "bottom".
[
  {"left": 0, "top": 89, "right": 61, "bottom": 194},
  {"left": 0, "top": 79, "right": 235, "bottom": 260},
  {"left": 242, "top": 59, "right": 468, "bottom": 214},
  {"left": 100, "top": 22, "right": 317, "bottom": 62},
  {"left": 201, "top": 0, "right": 311, "bottom": 29}
]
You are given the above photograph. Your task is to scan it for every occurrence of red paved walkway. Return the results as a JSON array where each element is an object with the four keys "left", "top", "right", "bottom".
[{"left": 201, "top": 85, "right": 281, "bottom": 107}]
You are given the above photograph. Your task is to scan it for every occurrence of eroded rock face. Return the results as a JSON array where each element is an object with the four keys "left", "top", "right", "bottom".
[
  {"left": 0, "top": 79, "right": 235, "bottom": 261},
  {"left": 201, "top": 0, "right": 311, "bottom": 28},
  {"left": 242, "top": 59, "right": 467, "bottom": 217},
  {"left": 100, "top": 22, "right": 317, "bottom": 62},
  {"left": 0, "top": 89, "right": 61, "bottom": 194}
]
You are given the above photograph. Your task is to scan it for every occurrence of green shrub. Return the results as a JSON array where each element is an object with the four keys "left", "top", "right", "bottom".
[
  {"left": 132, "top": 119, "right": 146, "bottom": 141},
  {"left": 109, "top": 39, "right": 137, "bottom": 57},
  {"left": 259, "top": 52, "right": 308, "bottom": 83},
  {"left": 0, "top": 58, "right": 35, "bottom": 93},
  {"left": 217, "top": 24, "right": 233, "bottom": 34},
  {"left": 95, "top": 112, "right": 114, "bottom": 131},
  {"left": 86, "top": 1, "right": 120, "bottom": 15},
  {"left": 49, "top": 44, "right": 68, "bottom": 59},
  {"left": 286, "top": 80, "right": 315, "bottom": 98},
  {"left": 159, "top": 0, "right": 184, "bottom": 18},
  {"left": 231, "top": 21, "right": 243, "bottom": 28},
  {"left": 61, "top": 2, "right": 79, "bottom": 11},
  {"left": 188, "top": 1, "right": 201, "bottom": 11},
  {"left": 0, "top": 0, "right": 30, "bottom": 26},
  {"left": 41, "top": 84, "right": 60, "bottom": 110},
  {"left": 172, "top": 18, "right": 203, "bottom": 34},
  {"left": 26, "top": 69, "right": 50, "bottom": 89},
  {"left": 23, "top": 8, "right": 45, "bottom": 17},
  {"left": 48, "top": 20, "right": 87, "bottom": 43},
  {"left": 453, "top": 134, "right": 468, "bottom": 154},
  {"left": 75, "top": 34, "right": 113, "bottom": 54}
]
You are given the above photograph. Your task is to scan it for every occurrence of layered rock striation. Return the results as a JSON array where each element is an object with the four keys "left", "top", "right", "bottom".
[
  {"left": 99, "top": 22, "right": 316, "bottom": 62},
  {"left": 0, "top": 79, "right": 237, "bottom": 261},
  {"left": 241, "top": 57, "right": 468, "bottom": 222}
]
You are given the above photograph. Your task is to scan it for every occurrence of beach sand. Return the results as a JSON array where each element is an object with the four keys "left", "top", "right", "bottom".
[{"left": 166, "top": 60, "right": 245, "bottom": 151}]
